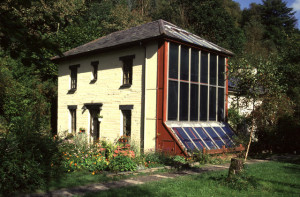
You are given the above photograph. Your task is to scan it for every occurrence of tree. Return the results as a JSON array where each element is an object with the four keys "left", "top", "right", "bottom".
[
  {"left": 229, "top": 54, "right": 294, "bottom": 160},
  {"left": 260, "top": 0, "right": 296, "bottom": 50}
]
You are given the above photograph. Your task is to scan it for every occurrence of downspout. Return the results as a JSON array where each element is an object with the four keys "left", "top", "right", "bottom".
[{"left": 140, "top": 41, "right": 146, "bottom": 153}]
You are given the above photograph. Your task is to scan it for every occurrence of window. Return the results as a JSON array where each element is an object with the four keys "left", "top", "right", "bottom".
[
  {"left": 69, "top": 64, "right": 80, "bottom": 93},
  {"left": 119, "top": 105, "right": 133, "bottom": 136},
  {"left": 68, "top": 105, "right": 77, "bottom": 134},
  {"left": 122, "top": 110, "right": 131, "bottom": 136},
  {"left": 119, "top": 55, "right": 135, "bottom": 87},
  {"left": 84, "top": 103, "right": 103, "bottom": 142},
  {"left": 167, "top": 42, "right": 226, "bottom": 122},
  {"left": 90, "top": 61, "right": 99, "bottom": 83}
]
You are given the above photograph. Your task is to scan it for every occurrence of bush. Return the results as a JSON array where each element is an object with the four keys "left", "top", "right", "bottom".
[
  {"left": 0, "top": 127, "right": 63, "bottom": 195},
  {"left": 109, "top": 155, "right": 137, "bottom": 172},
  {"left": 60, "top": 139, "right": 108, "bottom": 173},
  {"left": 144, "top": 151, "right": 172, "bottom": 167},
  {"left": 172, "top": 155, "right": 186, "bottom": 164}
]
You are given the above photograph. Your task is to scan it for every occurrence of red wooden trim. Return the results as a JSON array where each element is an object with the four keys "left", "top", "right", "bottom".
[
  {"left": 163, "top": 41, "right": 168, "bottom": 122},
  {"left": 204, "top": 144, "right": 245, "bottom": 155},
  {"left": 164, "top": 38, "right": 233, "bottom": 57},
  {"left": 163, "top": 122, "right": 189, "bottom": 156},
  {"left": 225, "top": 58, "right": 229, "bottom": 118},
  {"left": 163, "top": 41, "right": 188, "bottom": 156},
  {"left": 156, "top": 41, "right": 165, "bottom": 151}
]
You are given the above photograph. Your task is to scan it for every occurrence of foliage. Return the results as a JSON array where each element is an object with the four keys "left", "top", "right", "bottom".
[
  {"left": 0, "top": 119, "right": 63, "bottom": 195},
  {"left": 108, "top": 155, "right": 137, "bottom": 172},
  {"left": 113, "top": 144, "right": 136, "bottom": 158},
  {"left": 229, "top": 53, "right": 295, "bottom": 157},
  {"left": 144, "top": 151, "right": 173, "bottom": 167},
  {"left": 193, "top": 151, "right": 226, "bottom": 165},
  {"left": 172, "top": 155, "right": 186, "bottom": 164},
  {"left": 60, "top": 137, "right": 109, "bottom": 174},
  {"left": 228, "top": 107, "right": 248, "bottom": 133}
]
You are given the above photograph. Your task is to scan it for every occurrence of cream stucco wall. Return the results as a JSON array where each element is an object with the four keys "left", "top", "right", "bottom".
[
  {"left": 57, "top": 43, "right": 158, "bottom": 151},
  {"left": 144, "top": 43, "right": 158, "bottom": 152}
]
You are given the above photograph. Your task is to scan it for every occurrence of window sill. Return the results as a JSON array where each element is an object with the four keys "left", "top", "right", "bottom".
[
  {"left": 67, "top": 89, "right": 76, "bottom": 94},
  {"left": 119, "top": 84, "right": 132, "bottom": 89},
  {"left": 90, "top": 79, "right": 97, "bottom": 84}
]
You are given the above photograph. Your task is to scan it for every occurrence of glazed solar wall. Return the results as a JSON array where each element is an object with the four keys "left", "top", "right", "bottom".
[
  {"left": 171, "top": 124, "right": 235, "bottom": 151},
  {"left": 167, "top": 42, "right": 226, "bottom": 122}
]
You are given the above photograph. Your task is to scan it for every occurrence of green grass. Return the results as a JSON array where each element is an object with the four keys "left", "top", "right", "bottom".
[
  {"left": 40, "top": 168, "right": 172, "bottom": 192},
  {"left": 39, "top": 171, "right": 114, "bottom": 192},
  {"left": 83, "top": 160, "right": 300, "bottom": 197}
]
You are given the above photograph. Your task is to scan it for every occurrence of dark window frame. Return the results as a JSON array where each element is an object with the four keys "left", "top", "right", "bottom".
[
  {"left": 119, "top": 55, "right": 135, "bottom": 88},
  {"left": 69, "top": 64, "right": 80, "bottom": 93},
  {"left": 68, "top": 105, "right": 77, "bottom": 134},
  {"left": 122, "top": 109, "right": 132, "bottom": 137},
  {"left": 90, "top": 61, "right": 99, "bottom": 83}
]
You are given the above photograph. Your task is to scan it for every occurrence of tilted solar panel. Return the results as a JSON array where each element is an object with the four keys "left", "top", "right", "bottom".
[
  {"left": 194, "top": 127, "right": 217, "bottom": 149},
  {"left": 204, "top": 127, "right": 225, "bottom": 148},
  {"left": 213, "top": 127, "right": 234, "bottom": 147},
  {"left": 183, "top": 127, "right": 205, "bottom": 150},
  {"left": 173, "top": 127, "right": 196, "bottom": 151},
  {"left": 223, "top": 123, "right": 235, "bottom": 138}
]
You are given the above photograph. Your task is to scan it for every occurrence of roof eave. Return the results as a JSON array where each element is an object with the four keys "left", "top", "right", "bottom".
[{"left": 51, "top": 35, "right": 165, "bottom": 63}]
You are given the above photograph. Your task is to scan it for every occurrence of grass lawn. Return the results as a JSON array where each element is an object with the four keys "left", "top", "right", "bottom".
[
  {"left": 83, "top": 160, "right": 300, "bottom": 197},
  {"left": 43, "top": 168, "right": 170, "bottom": 192}
]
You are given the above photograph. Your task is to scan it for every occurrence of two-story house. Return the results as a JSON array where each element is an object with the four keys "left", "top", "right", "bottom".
[{"left": 53, "top": 20, "right": 243, "bottom": 156}]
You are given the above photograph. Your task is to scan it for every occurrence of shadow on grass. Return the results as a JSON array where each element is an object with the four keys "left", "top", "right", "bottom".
[
  {"left": 83, "top": 185, "right": 159, "bottom": 197},
  {"left": 48, "top": 171, "right": 114, "bottom": 191}
]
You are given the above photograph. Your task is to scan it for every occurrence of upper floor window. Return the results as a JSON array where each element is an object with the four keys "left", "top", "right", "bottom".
[
  {"left": 69, "top": 64, "right": 80, "bottom": 93},
  {"left": 90, "top": 61, "right": 99, "bottom": 83},
  {"left": 119, "top": 55, "right": 135, "bottom": 87}
]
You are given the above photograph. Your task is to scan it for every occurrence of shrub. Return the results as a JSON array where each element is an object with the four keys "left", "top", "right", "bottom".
[
  {"left": 60, "top": 140, "right": 108, "bottom": 173},
  {"left": 113, "top": 144, "right": 135, "bottom": 158},
  {"left": 0, "top": 128, "right": 63, "bottom": 195},
  {"left": 144, "top": 151, "right": 173, "bottom": 167},
  {"left": 108, "top": 155, "right": 137, "bottom": 172},
  {"left": 172, "top": 155, "right": 186, "bottom": 164}
]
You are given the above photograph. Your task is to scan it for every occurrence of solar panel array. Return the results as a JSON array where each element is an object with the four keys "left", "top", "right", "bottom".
[
  {"left": 164, "top": 25, "right": 227, "bottom": 53},
  {"left": 171, "top": 123, "right": 235, "bottom": 151}
]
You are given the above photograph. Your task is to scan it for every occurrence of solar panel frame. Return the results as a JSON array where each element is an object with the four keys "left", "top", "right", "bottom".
[
  {"left": 204, "top": 127, "right": 224, "bottom": 148},
  {"left": 173, "top": 127, "right": 197, "bottom": 151},
  {"left": 213, "top": 127, "right": 233, "bottom": 147},
  {"left": 223, "top": 123, "right": 235, "bottom": 138},
  {"left": 168, "top": 123, "right": 237, "bottom": 152},
  {"left": 219, "top": 126, "right": 235, "bottom": 146},
  {"left": 194, "top": 127, "right": 218, "bottom": 149},
  {"left": 183, "top": 127, "right": 205, "bottom": 150}
]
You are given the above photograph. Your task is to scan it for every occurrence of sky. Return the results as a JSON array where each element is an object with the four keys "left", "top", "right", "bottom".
[{"left": 233, "top": 0, "right": 300, "bottom": 29}]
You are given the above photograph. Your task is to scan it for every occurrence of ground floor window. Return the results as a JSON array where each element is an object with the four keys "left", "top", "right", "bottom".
[
  {"left": 68, "top": 105, "right": 77, "bottom": 134},
  {"left": 84, "top": 103, "right": 103, "bottom": 142},
  {"left": 122, "top": 110, "right": 131, "bottom": 136},
  {"left": 90, "top": 109, "right": 100, "bottom": 142},
  {"left": 119, "top": 105, "right": 133, "bottom": 137}
]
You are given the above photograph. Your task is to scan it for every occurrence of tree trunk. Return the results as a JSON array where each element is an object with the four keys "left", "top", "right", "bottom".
[
  {"left": 245, "top": 102, "right": 256, "bottom": 162},
  {"left": 244, "top": 122, "right": 254, "bottom": 162},
  {"left": 228, "top": 158, "right": 244, "bottom": 179}
]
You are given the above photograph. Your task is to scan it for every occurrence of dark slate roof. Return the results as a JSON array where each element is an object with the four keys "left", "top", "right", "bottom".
[{"left": 52, "top": 20, "right": 233, "bottom": 62}]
